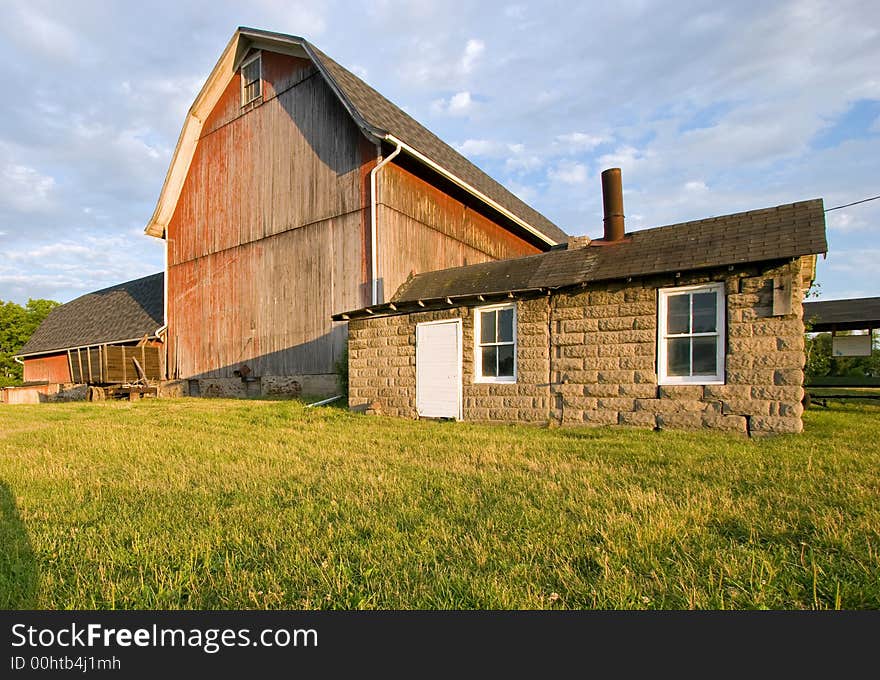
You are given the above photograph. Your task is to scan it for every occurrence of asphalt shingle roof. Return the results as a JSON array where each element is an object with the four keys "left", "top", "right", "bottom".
[
  {"left": 17, "top": 273, "right": 164, "bottom": 357},
  {"left": 803, "top": 297, "right": 880, "bottom": 331},
  {"left": 302, "top": 40, "right": 568, "bottom": 245},
  {"left": 333, "top": 199, "right": 827, "bottom": 318}
]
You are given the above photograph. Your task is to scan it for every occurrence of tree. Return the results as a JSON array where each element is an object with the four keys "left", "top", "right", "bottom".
[
  {"left": 805, "top": 331, "right": 880, "bottom": 382},
  {"left": 0, "top": 298, "right": 60, "bottom": 385}
]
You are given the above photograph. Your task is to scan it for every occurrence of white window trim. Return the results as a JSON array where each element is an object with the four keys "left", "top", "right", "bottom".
[
  {"left": 657, "top": 282, "right": 726, "bottom": 385},
  {"left": 240, "top": 52, "right": 262, "bottom": 107},
  {"left": 473, "top": 303, "right": 517, "bottom": 384}
]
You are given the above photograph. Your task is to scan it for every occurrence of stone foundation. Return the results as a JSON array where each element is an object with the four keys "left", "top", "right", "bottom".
[
  {"left": 165, "top": 373, "right": 338, "bottom": 400},
  {"left": 157, "top": 380, "right": 189, "bottom": 398},
  {"left": 348, "top": 258, "right": 811, "bottom": 435}
]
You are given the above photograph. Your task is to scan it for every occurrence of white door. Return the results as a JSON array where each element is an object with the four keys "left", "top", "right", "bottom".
[{"left": 416, "top": 319, "right": 462, "bottom": 419}]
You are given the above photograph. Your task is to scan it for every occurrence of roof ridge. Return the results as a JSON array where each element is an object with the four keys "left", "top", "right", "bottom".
[
  {"left": 629, "top": 198, "right": 824, "bottom": 234},
  {"left": 82, "top": 271, "right": 164, "bottom": 298}
]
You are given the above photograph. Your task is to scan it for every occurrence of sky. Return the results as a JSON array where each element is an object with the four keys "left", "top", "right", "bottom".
[{"left": 0, "top": 0, "right": 878, "bottom": 305}]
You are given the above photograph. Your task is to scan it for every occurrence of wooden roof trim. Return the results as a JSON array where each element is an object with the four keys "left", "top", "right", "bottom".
[
  {"left": 145, "top": 30, "right": 242, "bottom": 238},
  {"left": 331, "top": 288, "right": 548, "bottom": 321}
]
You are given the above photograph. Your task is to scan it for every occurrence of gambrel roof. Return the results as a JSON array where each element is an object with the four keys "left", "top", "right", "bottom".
[{"left": 145, "top": 27, "right": 567, "bottom": 246}]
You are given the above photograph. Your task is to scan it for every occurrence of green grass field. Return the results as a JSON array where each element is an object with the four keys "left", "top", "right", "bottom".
[{"left": 1, "top": 398, "right": 878, "bottom": 610}]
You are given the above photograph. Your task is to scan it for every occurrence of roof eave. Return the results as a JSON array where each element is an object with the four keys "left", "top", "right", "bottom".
[
  {"left": 384, "top": 135, "right": 558, "bottom": 247},
  {"left": 331, "top": 287, "right": 551, "bottom": 321},
  {"left": 15, "top": 334, "right": 159, "bottom": 360}
]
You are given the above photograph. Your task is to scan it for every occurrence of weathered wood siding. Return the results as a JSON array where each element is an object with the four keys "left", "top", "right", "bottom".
[
  {"left": 22, "top": 353, "right": 70, "bottom": 384},
  {"left": 166, "top": 50, "right": 547, "bottom": 381},
  {"left": 168, "top": 52, "right": 371, "bottom": 263},
  {"left": 376, "top": 164, "right": 541, "bottom": 300},
  {"left": 169, "top": 213, "right": 365, "bottom": 378},
  {"left": 68, "top": 345, "right": 162, "bottom": 384},
  {"left": 167, "top": 51, "right": 374, "bottom": 378}
]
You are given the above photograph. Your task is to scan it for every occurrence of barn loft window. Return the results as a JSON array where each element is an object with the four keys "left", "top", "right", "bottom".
[
  {"left": 241, "top": 52, "right": 262, "bottom": 106},
  {"left": 657, "top": 283, "right": 726, "bottom": 385},
  {"left": 475, "top": 303, "right": 516, "bottom": 383}
]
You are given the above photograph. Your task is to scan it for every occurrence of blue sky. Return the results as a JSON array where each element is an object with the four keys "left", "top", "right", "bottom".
[{"left": 0, "top": 0, "right": 878, "bottom": 304}]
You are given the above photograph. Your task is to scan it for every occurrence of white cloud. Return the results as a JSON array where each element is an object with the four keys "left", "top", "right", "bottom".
[
  {"left": 398, "top": 36, "right": 489, "bottom": 87},
  {"left": 0, "top": 232, "right": 162, "bottom": 303},
  {"left": 826, "top": 210, "right": 871, "bottom": 233},
  {"left": 827, "top": 249, "right": 880, "bottom": 274},
  {"left": 8, "top": 6, "right": 79, "bottom": 61},
  {"left": 455, "top": 138, "right": 544, "bottom": 173},
  {"left": 0, "top": 162, "right": 55, "bottom": 213},
  {"left": 432, "top": 91, "right": 474, "bottom": 116},
  {"left": 456, "top": 139, "right": 506, "bottom": 156},
  {"left": 448, "top": 91, "right": 474, "bottom": 114},
  {"left": 460, "top": 39, "right": 485, "bottom": 74},
  {"left": 252, "top": 0, "right": 328, "bottom": 37},
  {"left": 554, "top": 132, "right": 607, "bottom": 152},
  {"left": 683, "top": 180, "right": 708, "bottom": 193},
  {"left": 549, "top": 161, "right": 588, "bottom": 185},
  {"left": 505, "top": 152, "right": 543, "bottom": 173},
  {"left": 597, "top": 146, "right": 645, "bottom": 173}
]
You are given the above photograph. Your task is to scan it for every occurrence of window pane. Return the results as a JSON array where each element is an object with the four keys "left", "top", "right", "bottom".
[
  {"left": 667, "top": 337, "right": 690, "bottom": 376},
  {"left": 498, "top": 308, "right": 514, "bottom": 343},
  {"left": 692, "top": 292, "right": 717, "bottom": 333},
  {"left": 480, "top": 311, "right": 496, "bottom": 344},
  {"left": 243, "top": 58, "right": 260, "bottom": 102},
  {"left": 481, "top": 346, "right": 498, "bottom": 377},
  {"left": 667, "top": 295, "right": 690, "bottom": 334},
  {"left": 497, "top": 344, "right": 515, "bottom": 377},
  {"left": 692, "top": 336, "right": 717, "bottom": 375},
  {"left": 243, "top": 60, "right": 259, "bottom": 83}
]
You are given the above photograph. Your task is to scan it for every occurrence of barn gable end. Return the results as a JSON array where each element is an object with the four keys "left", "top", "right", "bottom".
[{"left": 153, "top": 29, "right": 564, "bottom": 391}]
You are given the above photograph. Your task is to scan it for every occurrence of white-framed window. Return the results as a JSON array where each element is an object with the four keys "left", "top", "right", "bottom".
[
  {"left": 474, "top": 303, "right": 516, "bottom": 383},
  {"left": 241, "top": 52, "right": 262, "bottom": 106},
  {"left": 657, "top": 282, "right": 725, "bottom": 385}
]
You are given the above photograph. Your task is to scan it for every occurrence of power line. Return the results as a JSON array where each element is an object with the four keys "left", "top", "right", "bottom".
[{"left": 824, "top": 195, "right": 880, "bottom": 212}]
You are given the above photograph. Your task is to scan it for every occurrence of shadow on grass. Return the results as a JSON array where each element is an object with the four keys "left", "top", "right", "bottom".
[{"left": 0, "top": 481, "right": 38, "bottom": 608}]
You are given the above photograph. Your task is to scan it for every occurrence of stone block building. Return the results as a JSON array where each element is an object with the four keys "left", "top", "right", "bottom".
[{"left": 334, "top": 177, "right": 827, "bottom": 436}]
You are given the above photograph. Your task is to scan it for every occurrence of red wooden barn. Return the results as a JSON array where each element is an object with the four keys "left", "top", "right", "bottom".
[{"left": 145, "top": 27, "right": 567, "bottom": 396}]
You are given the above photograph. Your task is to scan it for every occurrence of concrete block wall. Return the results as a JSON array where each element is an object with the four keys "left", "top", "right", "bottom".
[
  {"left": 348, "top": 299, "right": 552, "bottom": 421},
  {"left": 549, "top": 259, "right": 806, "bottom": 434},
  {"left": 348, "top": 258, "right": 810, "bottom": 435}
]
